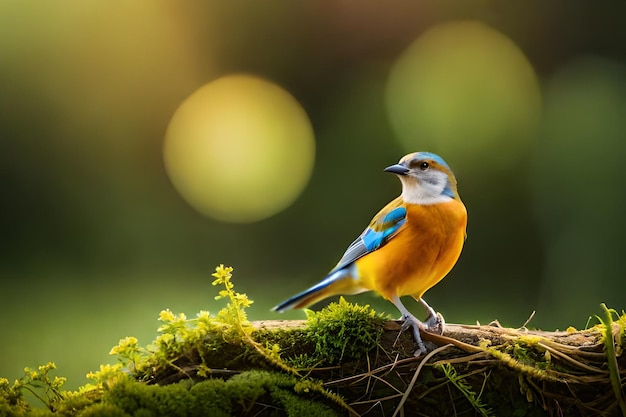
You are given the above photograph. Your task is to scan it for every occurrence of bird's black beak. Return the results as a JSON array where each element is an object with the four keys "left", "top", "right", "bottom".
[{"left": 384, "top": 163, "right": 410, "bottom": 175}]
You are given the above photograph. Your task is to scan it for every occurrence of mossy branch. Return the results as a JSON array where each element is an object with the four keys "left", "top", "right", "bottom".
[{"left": 2, "top": 266, "right": 624, "bottom": 417}]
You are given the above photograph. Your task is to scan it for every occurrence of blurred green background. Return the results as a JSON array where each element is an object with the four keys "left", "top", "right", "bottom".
[{"left": 2, "top": 1, "right": 626, "bottom": 389}]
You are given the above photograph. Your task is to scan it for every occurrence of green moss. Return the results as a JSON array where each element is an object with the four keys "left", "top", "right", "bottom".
[
  {"left": 254, "top": 297, "right": 386, "bottom": 371},
  {"left": 108, "top": 378, "right": 191, "bottom": 416},
  {"left": 188, "top": 379, "right": 232, "bottom": 417},
  {"left": 303, "top": 297, "right": 387, "bottom": 365},
  {"left": 271, "top": 389, "right": 338, "bottom": 417},
  {"left": 76, "top": 404, "right": 126, "bottom": 417},
  {"left": 80, "top": 371, "right": 337, "bottom": 417}
]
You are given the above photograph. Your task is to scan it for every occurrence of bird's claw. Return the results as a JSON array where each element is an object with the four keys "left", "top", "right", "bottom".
[
  {"left": 400, "top": 311, "right": 445, "bottom": 356},
  {"left": 400, "top": 314, "right": 427, "bottom": 355},
  {"left": 424, "top": 311, "right": 445, "bottom": 335},
  {"left": 394, "top": 297, "right": 446, "bottom": 355}
]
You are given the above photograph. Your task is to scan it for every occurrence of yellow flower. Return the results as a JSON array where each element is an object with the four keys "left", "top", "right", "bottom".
[
  {"left": 158, "top": 309, "right": 176, "bottom": 322},
  {"left": 197, "top": 310, "right": 211, "bottom": 320},
  {"left": 215, "top": 289, "right": 230, "bottom": 300},
  {"left": 235, "top": 293, "right": 254, "bottom": 307},
  {"left": 38, "top": 362, "right": 56, "bottom": 372},
  {"left": 53, "top": 376, "right": 67, "bottom": 386},
  {"left": 109, "top": 336, "right": 138, "bottom": 355},
  {"left": 86, "top": 363, "right": 124, "bottom": 388},
  {"left": 156, "top": 333, "right": 174, "bottom": 345},
  {"left": 211, "top": 264, "right": 233, "bottom": 286}
]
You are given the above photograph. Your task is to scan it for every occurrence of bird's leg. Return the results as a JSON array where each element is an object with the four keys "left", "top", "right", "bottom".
[
  {"left": 391, "top": 296, "right": 427, "bottom": 355},
  {"left": 417, "top": 297, "right": 445, "bottom": 335}
]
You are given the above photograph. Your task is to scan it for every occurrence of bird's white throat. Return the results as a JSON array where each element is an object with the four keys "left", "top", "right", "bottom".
[{"left": 401, "top": 180, "right": 453, "bottom": 205}]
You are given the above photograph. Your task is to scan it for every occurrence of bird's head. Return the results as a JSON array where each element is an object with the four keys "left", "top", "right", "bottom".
[{"left": 384, "top": 152, "right": 461, "bottom": 204}]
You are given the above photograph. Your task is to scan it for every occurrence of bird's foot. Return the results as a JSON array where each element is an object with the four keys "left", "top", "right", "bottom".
[
  {"left": 400, "top": 314, "right": 428, "bottom": 356},
  {"left": 424, "top": 311, "right": 445, "bottom": 335},
  {"left": 419, "top": 298, "right": 446, "bottom": 335}
]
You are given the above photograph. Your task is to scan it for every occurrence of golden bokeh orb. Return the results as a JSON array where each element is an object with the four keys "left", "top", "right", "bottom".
[
  {"left": 386, "top": 20, "right": 541, "bottom": 169},
  {"left": 164, "top": 74, "right": 316, "bottom": 222}
]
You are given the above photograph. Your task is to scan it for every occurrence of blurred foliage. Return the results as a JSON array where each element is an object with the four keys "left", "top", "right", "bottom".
[{"left": 1, "top": 0, "right": 626, "bottom": 390}]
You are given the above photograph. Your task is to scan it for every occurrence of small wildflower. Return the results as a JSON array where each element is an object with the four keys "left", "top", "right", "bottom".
[
  {"left": 25, "top": 368, "right": 37, "bottom": 379},
  {"left": 156, "top": 333, "right": 175, "bottom": 346},
  {"left": 197, "top": 310, "right": 211, "bottom": 320},
  {"left": 109, "top": 336, "right": 139, "bottom": 356},
  {"left": 158, "top": 309, "right": 176, "bottom": 322},
  {"left": 211, "top": 264, "right": 233, "bottom": 286},
  {"left": 235, "top": 292, "right": 254, "bottom": 308},
  {"left": 86, "top": 363, "right": 125, "bottom": 389},
  {"left": 52, "top": 376, "right": 67, "bottom": 387},
  {"left": 38, "top": 362, "right": 56, "bottom": 373},
  {"left": 215, "top": 289, "right": 229, "bottom": 300}
]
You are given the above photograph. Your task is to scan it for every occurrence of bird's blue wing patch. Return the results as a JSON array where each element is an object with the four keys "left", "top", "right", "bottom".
[
  {"left": 377, "top": 205, "right": 406, "bottom": 232},
  {"left": 362, "top": 206, "right": 406, "bottom": 251},
  {"left": 330, "top": 206, "right": 406, "bottom": 273}
]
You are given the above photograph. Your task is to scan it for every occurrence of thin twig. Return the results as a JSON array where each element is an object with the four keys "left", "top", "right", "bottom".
[
  {"left": 538, "top": 342, "right": 609, "bottom": 374},
  {"left": 392, "top": 344, "right": 454, "bottom": 417},
  {"left": 519, "top": 311, "right": 536, "bottom": 330}
]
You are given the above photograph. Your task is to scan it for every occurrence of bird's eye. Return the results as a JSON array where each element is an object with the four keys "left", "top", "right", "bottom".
[{"left": 419, "top": 161, "right": 429, "bottom": 170}]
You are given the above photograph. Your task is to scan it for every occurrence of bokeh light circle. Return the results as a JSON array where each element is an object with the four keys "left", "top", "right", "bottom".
[
  {"left": 164, "top": 74, "right": 316, "bottom": 223},
  {"left": 386, "top": 20, "right": 541, "bottom": 169}
]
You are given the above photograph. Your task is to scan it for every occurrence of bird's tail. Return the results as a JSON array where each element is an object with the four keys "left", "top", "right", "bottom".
[{"left": 272, "top": 267, "right": 364, "bottom": 312}]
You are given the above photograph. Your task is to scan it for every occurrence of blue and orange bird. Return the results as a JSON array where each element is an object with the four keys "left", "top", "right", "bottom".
[{"left": 272, "top": 152, "right": 467, "bottom": 354}]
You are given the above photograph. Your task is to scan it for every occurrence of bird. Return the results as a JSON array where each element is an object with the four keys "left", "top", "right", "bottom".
[{"left": 272, "top": 151, "right": 467, "bottom": 354}]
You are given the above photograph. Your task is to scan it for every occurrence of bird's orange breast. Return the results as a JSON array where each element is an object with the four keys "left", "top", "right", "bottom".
[{"left": 355, "top": 200, "right": 467, "bottom": 300}]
